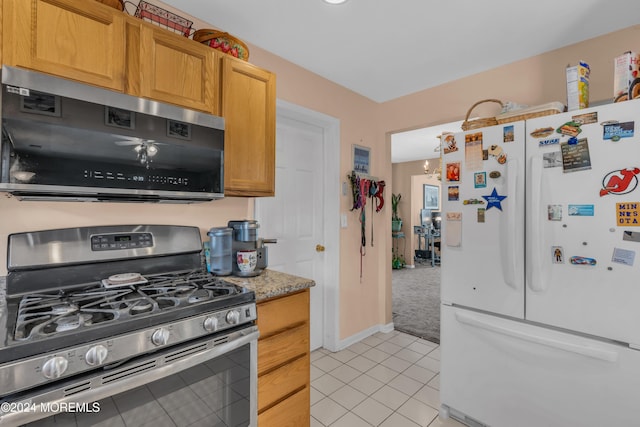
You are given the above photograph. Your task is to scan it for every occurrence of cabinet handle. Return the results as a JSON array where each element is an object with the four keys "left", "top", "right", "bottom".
[{"left": 315, "top": 244, "right": 325, "bottom": 252}]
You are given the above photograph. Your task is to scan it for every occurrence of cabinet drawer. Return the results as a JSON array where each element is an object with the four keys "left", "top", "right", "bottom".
[
  {"left": 258, "top": 385, "right": 310, "bottom": 427},
  {"left": 257, "top": 290, "right": 309, "bottom": 337},
  {"left": 258, "top": 353, "right": 309, "bottom": 411},
  {"left": 258, "top": 323, "right": 309, "bottom": 373}
]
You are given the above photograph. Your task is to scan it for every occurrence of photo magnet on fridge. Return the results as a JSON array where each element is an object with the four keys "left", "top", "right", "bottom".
[
  {"left": 623, "top": 230, "right": 640, "bottom": 242},
  {"left": 446, "top": 162, "right": 461, "bottom": 182},
  {"left": 442, "top": 133, "right": 458, "bottom": 154},
  {"left": 474, "top": 172, "right": 487, "bottom": 188},
  {"left": 543, "top": 151, "right": 563, "bottom": 168},
  {"left": 503, "top": 125, "right": 515, "bottom": 143},
  {"left": 448, "top": 186, "right": 460, "bottom": 201}
]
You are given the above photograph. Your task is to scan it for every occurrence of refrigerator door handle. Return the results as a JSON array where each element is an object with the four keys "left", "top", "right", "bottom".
[
  {"left": 528, "top": 155, "right": 546, "bottom": 292},
  {"left": 501, "top": 158, "right": 519, "bottom": 289},
  {"left": 455, "top": 311, "right": 619, "bottom": 362}
]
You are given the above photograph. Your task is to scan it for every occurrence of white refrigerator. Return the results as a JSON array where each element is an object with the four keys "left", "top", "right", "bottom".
[{"left": 440, "top": 99, "right": 640, "bottom": 427}]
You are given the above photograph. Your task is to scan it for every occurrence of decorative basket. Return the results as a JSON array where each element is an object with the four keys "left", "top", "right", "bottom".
[
  {"left": 461, "top": 99, "right": 503, "bottom": 131},
  {"left": 193, "top": 29, "right": 250, "bottom": 61},
  {"left": 95, "top": 0, "right": 124, "bottom": 11},
  {"left": 495, "top": 101, "right": 565, "bottom": 124},
  {"left": 131, "top": 1, "right": 193, "bottom": 37}
]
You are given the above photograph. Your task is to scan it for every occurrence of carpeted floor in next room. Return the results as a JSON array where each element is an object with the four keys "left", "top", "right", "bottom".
[{"left": 392, "top": 264, "right": 441, "bottom": 344}]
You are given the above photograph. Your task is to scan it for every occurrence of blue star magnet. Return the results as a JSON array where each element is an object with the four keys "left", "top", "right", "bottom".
[{"left": 482, "top": 187, "right": 507, "bottom": 211}]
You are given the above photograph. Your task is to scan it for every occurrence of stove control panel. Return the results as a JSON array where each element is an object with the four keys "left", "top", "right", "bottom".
[{"left": 90, "top": 232, "right": 154, "bottom": 251}]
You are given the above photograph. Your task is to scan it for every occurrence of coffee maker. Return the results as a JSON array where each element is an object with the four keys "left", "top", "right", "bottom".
[{"left": 227, "top": 220, "right": 276, "bottom": 276}]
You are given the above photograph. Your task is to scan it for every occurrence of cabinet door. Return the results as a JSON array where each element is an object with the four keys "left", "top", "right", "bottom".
[
  {"left": 128, "top": 20, "right": 219, "bottom": 114},
  {"left": 222, "top": 57, "right": 276, "bottom": 196},
  {"left": 5, "top": 0, "right": 125, "bottom": 91}
]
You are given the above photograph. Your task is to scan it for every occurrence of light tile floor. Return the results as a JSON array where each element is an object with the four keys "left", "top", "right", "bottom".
[{"left": 311, "top": 330, "right": 465, "bottom": 427}]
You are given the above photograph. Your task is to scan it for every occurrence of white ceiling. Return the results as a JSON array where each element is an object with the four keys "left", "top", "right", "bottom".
[{"left": 163, "top": 0, "right": 640, "bottom": 162}]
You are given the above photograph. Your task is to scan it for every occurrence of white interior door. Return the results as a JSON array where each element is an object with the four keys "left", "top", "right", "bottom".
[{"left": 255, "top": 111, "right": 325, "bottom": 350}]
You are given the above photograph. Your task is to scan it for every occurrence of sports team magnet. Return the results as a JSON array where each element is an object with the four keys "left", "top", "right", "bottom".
[
  {"left": 482, "top": 188, "right": 507, "bottom": 211},
  {"left": 600, "top": 168, "right": 640, "bottom": 196},
  {"left": 616, "top": 202, "right": 640, "bottom": 226},
  {"left": 552, "top": 246, "right": 564, "bottom": 264}
]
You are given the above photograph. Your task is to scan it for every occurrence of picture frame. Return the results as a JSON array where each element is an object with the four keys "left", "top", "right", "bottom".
[
  {"left": 167, "top": 119, "right": 192, "bottom": 140},
  {"left": 474, "top": 171, "right": 487, "bottom": 188},
  {"left": 105, "top": 106, "right": 135, "bottom": 129},
  {"left": 352, "top": 144, "right": 371, "bottom": 175},
  {"left": 20, "top": 90, "right": 61, "bottom": 117},
  {"left": 424, "top": 184, "right": 439, "bottom": 210}
]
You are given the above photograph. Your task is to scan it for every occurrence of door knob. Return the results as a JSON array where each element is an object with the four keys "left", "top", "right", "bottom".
[{"left": 316, "top": 244, "right": 325, "bottom": 252}]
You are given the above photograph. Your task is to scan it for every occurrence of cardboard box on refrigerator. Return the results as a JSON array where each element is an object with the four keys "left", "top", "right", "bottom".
[
  {"left": 566, "top": 61, "right": 590, "bottom": 111},
  {"left": 613, "top": 51, "right": 640, "bottom": 102}
]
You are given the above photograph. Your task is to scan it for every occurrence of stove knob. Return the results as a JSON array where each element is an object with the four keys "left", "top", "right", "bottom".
[
  {"left": 85, "top": 345, "right": 108, "bottom": 366},
  {"left": 203, "top": 316, "right": 219, "bottom": 332},
  {"left": 151, "top": 328, "right": 170, "bottom": 346},
  {"left": 226, "top": 309, "right": 241, "bottom": 325},
  {"left": 42, "top": 356, "right": 68, "bottom": 379}
]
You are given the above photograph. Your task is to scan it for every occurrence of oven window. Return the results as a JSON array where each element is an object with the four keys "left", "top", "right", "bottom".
[{"left": 23, "top": 344, "right": 251, "bottom": 427}]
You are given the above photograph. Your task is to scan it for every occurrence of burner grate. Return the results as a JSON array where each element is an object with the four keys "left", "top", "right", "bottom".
[{"left": 12, "top": 270, "right": 239, "bottom": 342}]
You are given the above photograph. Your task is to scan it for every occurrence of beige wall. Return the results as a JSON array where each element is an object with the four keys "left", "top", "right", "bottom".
[{"left": 2, "top": 2, "right": 639, "bottom": 343}]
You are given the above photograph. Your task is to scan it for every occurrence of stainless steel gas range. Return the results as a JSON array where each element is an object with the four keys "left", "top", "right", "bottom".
[{"left": 0, "top": 225, "right": 258, "bottom": 427}]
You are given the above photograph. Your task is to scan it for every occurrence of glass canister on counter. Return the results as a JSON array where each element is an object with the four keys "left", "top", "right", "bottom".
[{"left": 207, "top": 227, "right": 233, "bottom": 276}]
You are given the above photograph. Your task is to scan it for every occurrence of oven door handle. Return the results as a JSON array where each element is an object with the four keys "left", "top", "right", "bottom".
[{"left": 1, "top": 327, "right": 260, "bottom": 426}]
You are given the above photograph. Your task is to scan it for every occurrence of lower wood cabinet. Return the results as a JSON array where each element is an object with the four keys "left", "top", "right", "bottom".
[{"left": 257, "top": 290, "right": 310, "bottom": 427}]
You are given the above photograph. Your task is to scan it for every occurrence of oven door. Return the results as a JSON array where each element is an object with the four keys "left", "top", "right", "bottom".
[{"left": 1, "top": 327, "right": 259, "bottom": 427}]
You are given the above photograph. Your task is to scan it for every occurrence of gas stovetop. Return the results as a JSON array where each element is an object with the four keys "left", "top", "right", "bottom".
[{"left": 12, "top": 270, "right": 244, "bottom": 342}]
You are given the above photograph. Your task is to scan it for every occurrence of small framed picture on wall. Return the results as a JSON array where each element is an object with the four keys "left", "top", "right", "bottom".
[{"left": 353, "top": 144, "right": 371, "bottom": 175}]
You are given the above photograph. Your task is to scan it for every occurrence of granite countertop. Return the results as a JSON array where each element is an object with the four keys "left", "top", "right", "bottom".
[{"left": 220, "top": 269, "right": 315, "bottom": 301}]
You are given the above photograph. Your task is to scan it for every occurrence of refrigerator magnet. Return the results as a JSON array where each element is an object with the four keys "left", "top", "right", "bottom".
[
  {"left": 530, "top": 127, "right": 555, "bottom": 139},
  {"left": 489, "top": 171, "right": 501, "bottom": 179},
  {"left": 616, "top": 203, "right": 640, "bottom": 226},
  {"left": 600, "top": 168, "right": 640, "bottom": 197},
  {"left": 448, "top": 186, "right": 460, "bottom": 201},
  {"left": 477, "top": 208, "right": 485, "bottom": 223},
  {"left": 569, "top": 256, "right": 596, "bottom": 266},
  {"left": 503, "top": 125, "right": 515, "bottom": 143},
  {"left": 603, "top": 121, "right": 634, "bottom": 141},
  {"left": 474, "top": 172, "right": 487, "bottom": 188},
  {"left": 552, "top": 246, "right": 564, "bottom": 264},
  {"left": 543, "top": 151, "right": 563, "bottom": 168},
  {"left": 623, "top": 230, "right": 640, "bottom": 242},
  {"left": 465, "top": 133, "right": 484, "bottom": 171},
  {"left": 568, "top": 204, "right": 594, "bottom": 216},
  {"left": 548, "top": 205, "right": 562, "bottom": 221},
  {"left": 482, "top": 188, "right": 507, "bottom": 211},
  {"left": 572, "top": 111, "right": 598, "bottom": 125},
  {"left": 446, "top": 162, "right": 461, "bottom": 182},
  {"left": 442, "top": 134, "right": 458, "bottom": 154},
  {"left": 445, "top": 212, "right": 462, "bottom": 247},
  {"left": 561, "top": 138, "right": 591, "bottom": 173},
  {"left": 611, "top": 247, "right": 635, "bottom": 266}
]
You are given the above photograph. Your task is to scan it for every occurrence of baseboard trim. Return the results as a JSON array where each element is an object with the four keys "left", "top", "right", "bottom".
[{"left": 329, "top": 322, "right": 395, "bottom": 352}]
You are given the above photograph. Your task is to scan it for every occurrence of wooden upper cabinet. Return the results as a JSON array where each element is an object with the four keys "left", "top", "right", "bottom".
[
  {"left": 126, "top": 18, "right": 220, "bottom": 115},
  {"left": 3, "top": 0, "right": 125, "bottom": 91},
  {"left": 222, "top": 57, "right": 276, "bottom": 197}
]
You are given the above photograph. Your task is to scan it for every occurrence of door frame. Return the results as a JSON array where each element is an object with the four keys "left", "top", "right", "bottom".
[{"left": 257, "top": 99, "right": 341, "bottom": 351}]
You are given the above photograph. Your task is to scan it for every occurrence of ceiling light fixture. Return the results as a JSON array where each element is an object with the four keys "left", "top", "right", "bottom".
[{"left": 323, "top": 0, "right": 348, "bottom": 4}]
